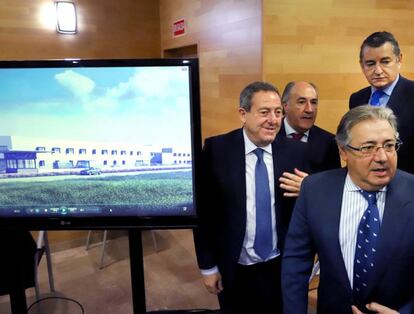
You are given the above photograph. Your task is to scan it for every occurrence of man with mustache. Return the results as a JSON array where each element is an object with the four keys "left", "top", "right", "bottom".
[
  {"left": 194, "top": 81, "right": 311, "bottom": 313},
  {"left": 282, "top": 105, "right": 414, "bottom": 314},
  {"left": 349, "top": 31, "right": 414, "bottom": 174},
  {"left": 280, "top": 81, "right": 341, "bottom": 172}
]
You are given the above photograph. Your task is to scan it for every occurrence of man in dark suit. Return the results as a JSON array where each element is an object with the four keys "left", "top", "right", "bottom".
[
  {"left": 280, "top": 81, "right": 341, "bottom": 172},
  {"left": 194, "top": 81, "right": 311, "bottom": 314},
  {"left": 349, "top": 31, "right": 414, "bottom": 174},
  {"left": 282, "top": 105, "right": 414, "bottom": 314}
]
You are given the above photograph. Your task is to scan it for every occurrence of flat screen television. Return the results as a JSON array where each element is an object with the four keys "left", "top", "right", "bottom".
[{"left": 0, "top": 58, "right": 201, "bottom": 230}]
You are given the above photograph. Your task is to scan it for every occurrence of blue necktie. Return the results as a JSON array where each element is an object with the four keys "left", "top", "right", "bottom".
[
  {"left": 370, "top": 89, "right": 385, "bottom": 106},
  {"left": 353, "top": 190, "right": 381, "bottom": 303},
  {"left": 253, "top": 148, "right": 273, "bottom": 259}
]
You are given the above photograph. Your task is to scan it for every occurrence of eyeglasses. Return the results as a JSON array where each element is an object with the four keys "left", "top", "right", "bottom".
[{"left": 346, "top": 140, "right": 402, "bottom": 155}]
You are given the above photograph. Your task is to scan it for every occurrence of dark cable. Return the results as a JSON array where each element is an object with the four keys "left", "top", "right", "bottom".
[{"left": 27, "top": 296, "right": 85, "bottom": 313}]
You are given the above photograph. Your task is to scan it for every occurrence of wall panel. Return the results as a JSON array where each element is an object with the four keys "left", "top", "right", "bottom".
[
  {"left": 263, "top": 0, "right": 414, "bottom": 133},
  {"left": 160, "top": 0, "right": 262, "bottom": 139},
  {"left": 0, "top": 0, "right": 160, "bottom": 60}
]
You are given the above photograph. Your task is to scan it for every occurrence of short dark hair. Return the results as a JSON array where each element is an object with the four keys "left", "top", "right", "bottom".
[
  {"left": 359, "top": 31, "right": 401, "bottom": 61},
  {"left": 281, "top": 81, "right": 318, "bottom": 104},
  {"left": 239, "top": 81, "right": 279, "bottom": 111}
]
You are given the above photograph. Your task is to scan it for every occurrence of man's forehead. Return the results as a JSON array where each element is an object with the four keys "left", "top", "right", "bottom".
[
  {"left": 253, "top": 90, "right": 279, "bottom": 98},
  {"left": 350, "top": 119, "right": 396, "bottom": 136},
  {"left": 291, "top": 85, "right": 317, "bottom": 99}
]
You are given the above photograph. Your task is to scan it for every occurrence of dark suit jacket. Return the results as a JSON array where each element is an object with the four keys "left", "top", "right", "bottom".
[
  {"left": 349, "top": 76, "right": 414, "bottom": 174},
  {"left": 194, "top": 128, "right": 311, "bottom": 289},
  {"left": 282, "top": 168, "right": 414, "bottom": 314},
  {"left": 279, "top": 121, "right": 341, "bottom": 172}
]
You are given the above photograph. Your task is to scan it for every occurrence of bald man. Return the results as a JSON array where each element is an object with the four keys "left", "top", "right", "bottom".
[{"left": 280, "top": 81, "right": 340, "bottom": 172}]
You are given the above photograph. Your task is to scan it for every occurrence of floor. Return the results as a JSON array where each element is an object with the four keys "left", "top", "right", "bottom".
[{"left": 0, "top": 229, "right": 318, "bottom": 313}]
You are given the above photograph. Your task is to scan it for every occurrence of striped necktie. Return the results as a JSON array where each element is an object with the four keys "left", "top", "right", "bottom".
[{"left": 353, "top": 190, "right": 381, "bottom": 305}]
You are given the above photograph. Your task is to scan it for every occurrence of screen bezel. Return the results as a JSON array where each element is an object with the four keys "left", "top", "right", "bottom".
[{"left": 0, "top": 58, "right": 201, "bottom": 230}]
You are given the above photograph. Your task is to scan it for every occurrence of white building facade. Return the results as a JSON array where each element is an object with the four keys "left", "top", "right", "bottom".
[{"left": 0, "top": 136, "right": 192, "bottom": 175}]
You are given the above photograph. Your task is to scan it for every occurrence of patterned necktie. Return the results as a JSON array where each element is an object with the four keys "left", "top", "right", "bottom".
[
  {"left": 370, "top": 89, "right": 385, "bottom": 106},
  {"left": 353, "top": 190, "right": 381, "bottom": 303},
  {"left": 253, "top": 148, "right": 273, "bottom": 259},
  {"left": 291, "top": 132, "right": 304, "bottom": 141}
]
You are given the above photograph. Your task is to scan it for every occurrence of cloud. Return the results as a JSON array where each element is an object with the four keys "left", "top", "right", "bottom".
[
  {"left": 55, "top": 70, "right": 95, "bottom": 99},
  {"left": 52, "top": 67, "right": 190, "bottom": 119}
]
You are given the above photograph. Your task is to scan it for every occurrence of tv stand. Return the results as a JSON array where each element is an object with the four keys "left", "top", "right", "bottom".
[
  {"left": 128, "top": 229, "right": 147, "bottom": 313},
  {"left": 10, "top": 282, "right": 27, "bottom": 314},
  {"left": 10, "top": 229, "right": 147, "bottom": 314}
]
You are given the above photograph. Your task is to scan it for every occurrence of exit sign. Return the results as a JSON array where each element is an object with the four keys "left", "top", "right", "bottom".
[{"left": 172, "top": 19, "right": 186, "bottom": 37}]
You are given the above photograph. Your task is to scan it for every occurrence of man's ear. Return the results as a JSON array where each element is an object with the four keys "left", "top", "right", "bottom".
[
  {"left": 397, "top": 53, "right": 403, "bottom": 68},
  {"left": 239, "top": 107, "right": 247, "bottom": 124},
  {"left": 338, "top": 145, "right": 348, "bottom": 162}
]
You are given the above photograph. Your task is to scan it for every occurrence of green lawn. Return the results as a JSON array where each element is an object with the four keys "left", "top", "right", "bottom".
[{"left": 0, "top": 171, "right": 193, "bottom": 212}]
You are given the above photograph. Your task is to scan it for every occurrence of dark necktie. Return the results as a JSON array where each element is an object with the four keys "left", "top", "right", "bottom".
[
  {"left": 253, "top": 148, "right": 273, "bottom": 259},
  {"left": 291, "top": 132, "right": 304, "bottom": 141},
  {"left": 353, "top": 190, "right": 381, "bottom": 303},
  {"left": 370, "top": 89, "right": 385, "bottom": 106}
]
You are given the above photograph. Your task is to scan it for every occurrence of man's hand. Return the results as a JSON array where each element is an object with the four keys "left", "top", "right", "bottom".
[
  {"left": 352, "top": 303, "right": 399, "bottom": 314},
  {"left": 202, "top": 272, "right": 223, "bottom": 295},
  {"left": 279, "top": 168, "right": 309, "bottom": 197}
]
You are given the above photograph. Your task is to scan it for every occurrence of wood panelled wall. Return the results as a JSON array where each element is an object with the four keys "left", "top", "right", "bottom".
[
  {"left": 0, "top": 0, "right": 160, "bottom": 248},
  {"left": 160, "top": 0, "right": 262, "bottom": 139},
  {"left": 263, "top": 0, "right": 414, "bottom": 134},
  {"left": 6, "top": 0, "right": 414, "bottom": 247},
  {"left": 0, "top": 0, "right": 160, "bottom": 60}
]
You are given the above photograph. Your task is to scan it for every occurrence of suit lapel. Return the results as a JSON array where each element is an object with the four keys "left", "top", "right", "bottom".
[
  {"left": 278, "top": 119, "right": 287, "bottom": 138},
  {"left": 271, "top": 136, "right": 284, "bottom": 226},
  {"left": 271, "top": 136, "right": 286, "bottom": 182},
  {"left": 229, "top": 129, "right": 247, "bottom": 222},
  {"left": 307, "top": 127, "right": 317, "bottom": 145},
  {"left": 321, "top": 170, "right": 353, "bottom": 292},
  {"left": 365, "top": 172, "right": 411, "bottom": 296},
  {"left": 360, "top": 87, "right": 371, "bottom": 104},
  {"left": 386, "top": 76, "right": 405, "bottom": 116}
]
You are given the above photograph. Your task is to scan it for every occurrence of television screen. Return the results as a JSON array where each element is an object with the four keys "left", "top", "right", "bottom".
[{"left": 0, "top": 58, "right": 201, "bottom": 229}]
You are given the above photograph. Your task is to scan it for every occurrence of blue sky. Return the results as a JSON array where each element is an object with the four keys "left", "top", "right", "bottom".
[{"left": 0, "top": 66, "right": 193, "bottom": 147}]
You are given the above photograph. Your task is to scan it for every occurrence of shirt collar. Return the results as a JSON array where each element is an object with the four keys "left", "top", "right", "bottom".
[
  {"left": 371, "top": 74, "right": 400, "bottom": 97},
  {"left": 243, "top": 128, "right": 272, "bottom": 155},
  {"left": 284, "top": 118, "right": 309, "bottom": 138},
  {"left": 344, "top": 173, "right": 387, "bottom": 193}
]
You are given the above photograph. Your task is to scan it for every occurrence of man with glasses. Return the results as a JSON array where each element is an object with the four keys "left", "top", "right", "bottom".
[
  {"left": 282, "top": 105, "right": 414, "bottom": 314},
  {"left": 349, "top": 31, "right": 414, "bottom": 174}
]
